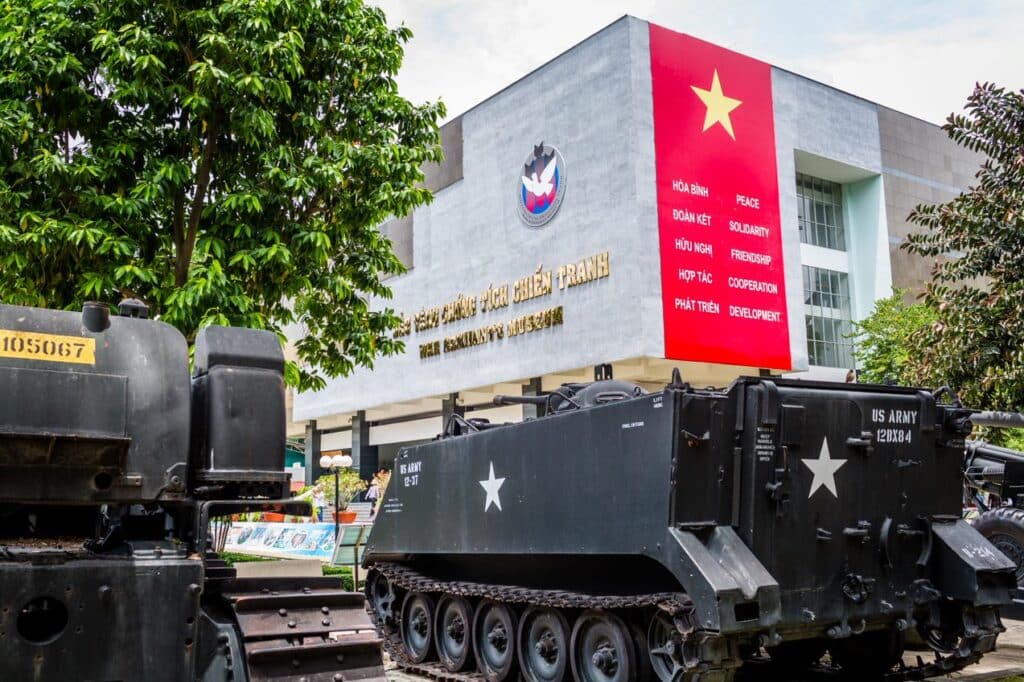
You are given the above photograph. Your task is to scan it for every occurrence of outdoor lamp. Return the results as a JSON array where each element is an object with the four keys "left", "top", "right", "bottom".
[{"left": 320, "top": 453, "right": 353, "bottom": 540}]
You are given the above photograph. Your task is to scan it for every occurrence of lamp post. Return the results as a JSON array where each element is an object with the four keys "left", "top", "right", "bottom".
[{"left": 319, "top": 453, "right": 353, "bottom": 541}]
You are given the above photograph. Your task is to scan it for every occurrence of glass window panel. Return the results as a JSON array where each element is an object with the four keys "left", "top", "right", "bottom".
[
  {"left": 802, "top": 265, "right": 854, "bottom": 367},
  {"left": 796, "top": 173, "right": 846, "bottom": 252}
]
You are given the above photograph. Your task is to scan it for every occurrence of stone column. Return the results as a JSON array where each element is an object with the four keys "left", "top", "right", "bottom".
[
  {"left": 303, "top": 420, "right": 321, "bottom": 486},
  {"left": 351, "top": 411, "right": 374, "bottom": 480}
]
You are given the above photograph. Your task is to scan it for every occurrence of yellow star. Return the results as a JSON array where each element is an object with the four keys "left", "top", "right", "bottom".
[{"left": 691, "top": 69, "right": 743, "bottom": 140}]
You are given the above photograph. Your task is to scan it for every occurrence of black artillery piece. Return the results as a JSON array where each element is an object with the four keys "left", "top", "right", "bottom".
[
  {"left": 962, "top": 410, "right": 1024, "bottom": 616},
  {"left": 0, "top": 303, "right": 385, "bottom": 681},
  {"left": 364, "top": 372, "right": 1017, "bottom": 681}
]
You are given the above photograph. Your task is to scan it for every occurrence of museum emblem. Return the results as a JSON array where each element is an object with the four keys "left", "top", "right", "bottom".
[{"left": 518, "top": 142, "right": 566, "bottom": 228}]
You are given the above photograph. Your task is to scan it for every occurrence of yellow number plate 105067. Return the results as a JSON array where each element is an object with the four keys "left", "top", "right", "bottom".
[{"left": 0, "top": 329, "right": 96, "bottom": 365}]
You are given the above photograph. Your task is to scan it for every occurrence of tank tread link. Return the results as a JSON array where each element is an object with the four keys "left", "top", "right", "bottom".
[{"left": 366, "top": 561, "right": 1004, "bottom": 682}]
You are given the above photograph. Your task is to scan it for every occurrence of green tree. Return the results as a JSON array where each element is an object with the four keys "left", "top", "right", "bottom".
[
  {"left": 850, "top": 289, "right": 937, "bottom": 385},
  {"left": 0, "top": 0, "right": 443, "bottom": 390},
  {"left": 903, "top": 82, "right": 1024, "bottom": 412}
]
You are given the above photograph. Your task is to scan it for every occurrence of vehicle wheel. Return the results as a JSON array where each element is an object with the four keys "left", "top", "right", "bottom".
[
  {"left": 473, "top": 600, "right": 519, "bottom": 680},
  {"left": 518, "top": 606, "right": 571, "bottom": 682},
  {"left": 647, "top": 611, "right": 685, "bottom": 682},
  {"left": 435, "top": 595, "right": 474, "bottom": 671},
  {"left": 571, "top": 610, "right": 637, "bottom": 682},
  {"left": 973, "top": 506, "right": 1024, "bottom": 586},
  {"left": 628, "top": 620, "right": 653, "bottom": 682},
  {"left": 401, "top": 592, "right": 435, "bottom": 663},
  {"left": 830, "top": 628, "right": 904, "bottom": 679},
  {"left": 367, "top": 570, "right": 398, "bottom": 631}
]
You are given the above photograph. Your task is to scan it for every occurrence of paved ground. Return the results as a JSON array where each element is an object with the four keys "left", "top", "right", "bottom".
[{"left": 384, "top": 619, "right": 1024, "bottom": 681}]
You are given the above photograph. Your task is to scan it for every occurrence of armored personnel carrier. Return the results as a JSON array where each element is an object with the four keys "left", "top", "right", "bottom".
[
  {"left": 0, "top": 302, "right": 384, "bottom": 682},
  {"left": 365, "top": 374, "right": 1015, "bottom": 681}
]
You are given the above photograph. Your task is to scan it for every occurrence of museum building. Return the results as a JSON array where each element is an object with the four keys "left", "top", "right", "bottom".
[{"left": 289, "top": 16, "right": 982, "bottom": 484}]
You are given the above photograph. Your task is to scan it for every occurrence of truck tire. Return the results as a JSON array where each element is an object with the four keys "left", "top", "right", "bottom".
[{"left": 973, "top": 506, "right": 1024, "bottom": 587}]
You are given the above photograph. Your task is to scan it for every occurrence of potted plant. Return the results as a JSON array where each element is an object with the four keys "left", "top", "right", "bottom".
[{"left": 316, "top": 470, "right": 367, "bottom": 523}]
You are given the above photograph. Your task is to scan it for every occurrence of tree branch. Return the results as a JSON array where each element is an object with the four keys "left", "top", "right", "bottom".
[{"left": 176, "top": 111, "right": 220, "bottom": 286}]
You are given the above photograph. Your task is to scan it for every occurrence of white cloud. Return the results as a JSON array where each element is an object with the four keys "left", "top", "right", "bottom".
[
  {"left": 783, "top": 6, "right": 1024, "bottom": 123},
  {"left": 373, "top": 0, "right": 1024, "bottom": 125}
]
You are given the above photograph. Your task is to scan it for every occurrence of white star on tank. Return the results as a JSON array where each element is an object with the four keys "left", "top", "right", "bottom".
[
  {"left": 801, "top": 438, "right": 847, "bottom": 498},
  {"left": 479, "top": 462, "right": 506, "bottom": 511}
]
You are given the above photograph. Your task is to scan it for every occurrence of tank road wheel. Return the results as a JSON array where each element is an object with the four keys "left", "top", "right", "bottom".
[
  {"left": 571, "top": 610, "right": 637, "bottom": 682},
  {"left": 473, "top": 600, "right": 520, "bottom": 680},
  {"left": 435, "top": 595, "right": 474, "bottom": 672},
  {"left": 518, "top": 606, "right": 572, "bottom": 682},
  {"left": 367, "top": 570, "right": 398, "bottom": 630},
  {"left": 647, "top": 611, "right": 685, "bottom": 681},
  {"left": 401, "top": 592, "right": 436, "bottom": 663}
]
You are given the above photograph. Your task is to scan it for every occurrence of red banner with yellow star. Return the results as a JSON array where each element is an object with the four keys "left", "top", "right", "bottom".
[{"left": 650, "top": 24, "right": 791, "bottom": 369}]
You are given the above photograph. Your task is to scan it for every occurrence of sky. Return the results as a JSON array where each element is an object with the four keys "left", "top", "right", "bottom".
[{"left": 372, "top": 0, "right": 1024, "bottom": 126}]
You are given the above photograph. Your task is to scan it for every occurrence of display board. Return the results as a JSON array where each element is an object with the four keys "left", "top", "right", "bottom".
[
  {"left": 225, "top": 522, "right": 340, "bottom": 561},
  {"left": 650, "top": 25, "right": 792, "bottom": 369}
]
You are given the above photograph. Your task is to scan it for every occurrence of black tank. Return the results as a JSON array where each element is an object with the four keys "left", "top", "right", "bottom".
[{"left": 0, "top": 303, "right": 384, "bottom": 682}]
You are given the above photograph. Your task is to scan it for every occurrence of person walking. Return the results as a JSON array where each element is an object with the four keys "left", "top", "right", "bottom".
[
  {"left": 365, "top": 480, "right": 380, "bottom": 518},
  {"left": 312, "top": 484, "right": 327, "bottom": 523}
]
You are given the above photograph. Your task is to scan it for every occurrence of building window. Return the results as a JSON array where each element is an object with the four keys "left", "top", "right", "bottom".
[
  {"left": 803, "top": 265, "right": 854, "bottom": 368},
  {"left": 797, "top": 174, "right": 845, "bottom": 251}
]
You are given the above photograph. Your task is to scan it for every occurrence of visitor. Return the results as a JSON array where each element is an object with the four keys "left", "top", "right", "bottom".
[
  {"left": 312, "top": 484, "right": 327, "bottom": 523},
  {"left": 366, "top": 479, "right": 380, "bottom": 518}
]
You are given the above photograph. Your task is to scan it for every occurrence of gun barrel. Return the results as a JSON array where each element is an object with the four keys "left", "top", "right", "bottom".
[
  {"left": 967, "top": 440, "right": 1024, "bottom": 466},
  {"left": 493, "top": 394, "right": 548, "bottom": 406},
  {"left": 964, "top": 440, "right": 1024, "bottom": 498},
  {"left": 972, "top": 411, "right": 1024, "bottom": 429}
]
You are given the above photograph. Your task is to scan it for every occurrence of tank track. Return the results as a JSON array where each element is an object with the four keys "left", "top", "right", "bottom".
[
  {"left": 366, "top": 561, "right": 740, "bottom": 681},
  {"left": 366, "top": 562, "right": 1005, "bottom": 682},
  {"left": 203, "top": 557, "right": 386, "bottom": 682}
]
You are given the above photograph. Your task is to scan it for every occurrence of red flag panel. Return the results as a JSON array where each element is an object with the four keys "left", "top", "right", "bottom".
[{"left": 650, "top": 24, "right": 792, "bottom": 369}]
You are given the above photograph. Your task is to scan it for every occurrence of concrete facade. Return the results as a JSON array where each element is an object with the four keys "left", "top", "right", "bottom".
[
  {"left": 296, "top": 18, "right": 669, "bottom": 421},
  {"left": 877, "top": 106, "right": 983, "bottom": 295},
  {"left": 292, "top": 16, "right": 980, "bottom": 465}
]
